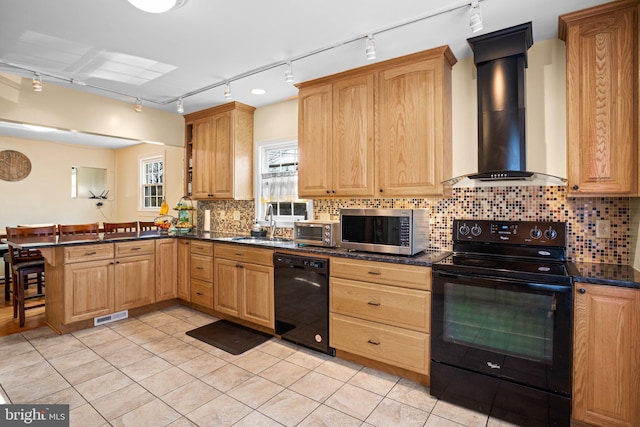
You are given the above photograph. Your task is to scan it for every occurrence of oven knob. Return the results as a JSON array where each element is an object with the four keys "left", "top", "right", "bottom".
[
  {"left": 459, "top": 224, "right": 470, "bottom": 236},
  {"left": 530, "top": 227, "right": 542, "bottom": 239},
  {"left": 471, "top": 225, "right": 482, "bottom": 236},
  {"left": 544, "top": 228, "right": 557, "bottom": 240}
]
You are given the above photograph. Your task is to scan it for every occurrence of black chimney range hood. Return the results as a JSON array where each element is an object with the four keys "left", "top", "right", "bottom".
[{"left": 446, "top": 22, "right": 566, "bottom": 187}]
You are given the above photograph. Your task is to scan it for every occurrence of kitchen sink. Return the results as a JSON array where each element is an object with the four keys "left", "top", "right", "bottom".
[{"left": 215, "top": 235, "right": 297, "bottom": 248}]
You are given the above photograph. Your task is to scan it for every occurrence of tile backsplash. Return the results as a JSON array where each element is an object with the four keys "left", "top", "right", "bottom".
[{"left": 197, "top": 186, "right": 630, "bottom": 264}]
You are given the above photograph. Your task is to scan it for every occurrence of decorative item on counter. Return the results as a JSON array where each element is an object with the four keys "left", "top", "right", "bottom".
[
  {"left": 173, "top": 196, "right": 194, "bottom": 232},
  {"left": 159, "top": 198, "right": 169, "bottom": 215},
  {"left": 250, "top": 219, "right": 267, "bottom": 238},
  {"left": 154, "top": 215, "right": 177, "bottom": 231}
]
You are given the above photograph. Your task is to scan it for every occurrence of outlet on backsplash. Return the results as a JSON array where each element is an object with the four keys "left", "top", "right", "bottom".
[
  {"left": 596, "top": 220, "right": 611, "bottom": 239},
  {"left": 233, "top": 210, "right": 241, "bottom": 221}
]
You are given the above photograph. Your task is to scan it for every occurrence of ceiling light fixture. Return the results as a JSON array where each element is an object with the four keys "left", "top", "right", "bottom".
[
  {"left": 224, "top": 83, "right": 232, "bottom": 100},
  {"left": 135, "top": 98, "right": 142, "bottom": 112},
  {"left": 32, "top": 73, "right": 42, "bottom": 92},
  {"left": 470, "top": 0, "right": 483, "bottom": 33},
  {"left": 365, "top": 35, "right": 376, "bottom": 60},
  {"left": 251, "top": 89, "right": 266, "bottom": 95},
  {"left": 284, "top": 61, "right": 294, "bottom": 83},
  {"left": 176, "top": 98, "right": 184, "bottom": 113},
  {"left": 127, "top": 0, "right": 187, "bottom": 14}
]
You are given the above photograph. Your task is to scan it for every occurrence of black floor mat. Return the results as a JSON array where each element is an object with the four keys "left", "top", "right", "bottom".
[{"left": 185, "top": 320, "right": 272, "bottom": 355}]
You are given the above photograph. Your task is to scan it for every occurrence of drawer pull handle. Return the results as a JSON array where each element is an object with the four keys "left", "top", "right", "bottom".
[
  {"left": 368, "top": 271, "right": 381, "bottom": 276},
  {"left": 196, "top": 292, "right": 204, "bottom": 296},
  {"left": 367, "top": 339, "right": 380, "bottom": 346},
  {"left": 196, "top": 266, "right": 204, "bottom": 270},
  {"left": 85, "top": 251, "right": 97, "bottom": 255},
  {"left": 367, "top": 301, "right": 380, "bottom": 307},
  {"left": 131, "top": 247, "right": 142, "bottom": 251},
  {"left": 235, "top": 253, "right": 244, "bottom": 256}
]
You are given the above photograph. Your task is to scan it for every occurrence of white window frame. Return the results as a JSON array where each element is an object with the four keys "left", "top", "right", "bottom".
[
  {"left": 254, "top": 139, "right": 311, "bottom": 229},
  {"left": 140, "top": 155, "right": 164, "bottom": 211}
]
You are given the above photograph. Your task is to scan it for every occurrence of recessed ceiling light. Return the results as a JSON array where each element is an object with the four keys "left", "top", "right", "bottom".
[
  {"left": 127, "top": 0, "right": 187, "bottom": 14},
  {"left": 251, "top": 89, "right": 266, "bottom": 95}
]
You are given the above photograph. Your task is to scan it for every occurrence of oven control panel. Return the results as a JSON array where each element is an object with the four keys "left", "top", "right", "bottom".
[{"left": 454, "top": 219, "right": 566, "bottom": 246}]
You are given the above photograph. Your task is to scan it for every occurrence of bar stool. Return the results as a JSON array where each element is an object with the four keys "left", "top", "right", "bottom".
[
  {"left": 138, "top": 221, "right": 158, "bottom": 231},
  {"left": 3, "top": 251, "right": 11, "bottom": 301},
  {"left": 6, "top": 225, "right": 56, "bottom": 327},
  {"left": 58, "top": 223, "right": 99, "bottom": 236},
  {"left": 103, "top": 222, "right": 138, "bottom": 233}
]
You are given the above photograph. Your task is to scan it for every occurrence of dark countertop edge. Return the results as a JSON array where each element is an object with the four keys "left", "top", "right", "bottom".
[{"left": 567, "top": 261, "right": 640, "bottom": 290}]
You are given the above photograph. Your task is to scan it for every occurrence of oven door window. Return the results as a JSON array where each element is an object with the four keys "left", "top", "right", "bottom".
[
  {"left": 444, "top": 283, "right": 555, "bottom": 364},
  {"left": 295, "top": 226, "right": 323, "bottom": 241}
]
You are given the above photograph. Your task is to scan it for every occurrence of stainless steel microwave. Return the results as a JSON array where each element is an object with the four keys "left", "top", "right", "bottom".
[
  {"left": 293, "top": 220, "right": 340, "bottom": 247},
  {"left": 339, "top": 208, "right": 429, "bottom": 256}
]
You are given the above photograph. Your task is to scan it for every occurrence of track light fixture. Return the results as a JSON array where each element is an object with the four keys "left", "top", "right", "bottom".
[
  {"left": 284, "top": 61, "right": 293, "bottom": 83},
  {"left": 224, "top": 82, "right": 232, "bottom": 100},
  {"left": 32, "top": 73, "right": 42, "bottom": 92},
  {"left": 365, "top": 35, "right": 376, "bottom": 60},
  {"left": 176, "top": 98, "right": 184, "bottom": 114},
  {"left": 470, "top": 0, "right": 483, "bottom": 33},
  {"left": 135, "top": 98, "right": 142, "bottom": 112}
]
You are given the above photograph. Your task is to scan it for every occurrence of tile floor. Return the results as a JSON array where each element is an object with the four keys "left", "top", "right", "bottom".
[{"left": 0, "top": 306, "right": 511, "bottom": 427}]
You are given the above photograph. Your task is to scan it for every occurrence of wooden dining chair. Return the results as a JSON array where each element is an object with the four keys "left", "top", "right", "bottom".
[
  {"left": 6, "top": 225, "right": 56, "bottom": 327},
  {"left": 58, "top": 223, "right": 100, "bottom": 236},
  {"left": 103, "top": 222, "right": 138, "bottom": 233},
  {"left": 138, "top": 221, "right": 158, "bottom": 231}
]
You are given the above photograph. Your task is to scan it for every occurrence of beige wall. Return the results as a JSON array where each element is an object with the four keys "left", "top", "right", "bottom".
[
  {"left": 254, "top": 98, "right": 298, "bottom": 143},
  {"left": 0, "top": 72, "right": 184, "bottom": 146},
  {"left": 0, "top": 135, "right": 116, "bottom": 229},
  {"left": 115, "top": 143, "right": 185, "bottom": 222}
]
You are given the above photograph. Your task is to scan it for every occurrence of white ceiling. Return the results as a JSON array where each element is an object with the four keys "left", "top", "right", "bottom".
[{"left": 0, "top": 0, "right": 610, "bottom": 148}]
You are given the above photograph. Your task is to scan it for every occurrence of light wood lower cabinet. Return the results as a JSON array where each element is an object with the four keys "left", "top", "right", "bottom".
[
  {"left": 329, "top": 257, "right": 431, "bottom": 376},
  {"left": 177, "top": 239, "right": 191, "bottom": 301},
  {"left": 214, "top": 244, "right": 274, "bottom": 329},
  {"left": 64, "top": 257, "right": 114, "bottom": 323},
  {"left": 114, "top": 241, "right": 155, "bottom": 311},
  {"left": 156, "top": 239, "right": 177, "bottom": 301},
  {"left": 190, "top": 241, "right": 214, "bottom": 308},
  {"left": 573, "top": 283, "right": 640, "bottom": 427}
]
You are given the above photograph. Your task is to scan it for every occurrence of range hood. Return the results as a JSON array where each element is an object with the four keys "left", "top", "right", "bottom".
[{"left": 446, "top": 22, "right": 566, "bottom": 188}]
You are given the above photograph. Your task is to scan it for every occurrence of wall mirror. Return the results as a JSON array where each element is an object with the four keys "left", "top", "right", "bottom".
[{"left": 71, "top": 166, "right": 108, "bottom": 199}]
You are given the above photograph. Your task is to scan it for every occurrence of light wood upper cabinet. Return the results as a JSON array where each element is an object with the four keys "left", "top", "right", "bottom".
[
  {"left": 573, "top": 283, "right": 640, "bottom": 427},
  {"left": 559, "top": 0, "right": 638, "bottom": 196},
  {"left": 297, "top": 46, "right": 455, "bottom": 198},
  {"left": 185, "top": 102, "right": 255, "bottom": 200},
  {"left": 298, "top": 74, "right": 375, "bottom": 198},
  {"left": 378, "top": 55, "right": 452, "bottom": 196}
]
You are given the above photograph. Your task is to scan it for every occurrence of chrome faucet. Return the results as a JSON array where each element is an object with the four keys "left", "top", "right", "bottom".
[{"left": 265, "top": 203, "right": 276, "bottom": 239}]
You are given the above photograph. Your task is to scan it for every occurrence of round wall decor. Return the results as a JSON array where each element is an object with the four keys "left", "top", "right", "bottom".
[{"left": 0, "top": 150, "right": 32, "bottom": 182}]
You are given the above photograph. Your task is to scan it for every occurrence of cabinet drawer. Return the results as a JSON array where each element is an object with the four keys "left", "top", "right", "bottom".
[
  {"left": 330, "top": 313, "right": 429, "bottom": 375},
  {"left": 115, "top": 240, "right": 155, "bottom": 257},
  {"left": 190, "top": 241, "right": 214, "bottom": 256},
  {"left": 330, "top": 277, "right": 430, "bottom": 332},
  {"left": 191, "top": 279, "right": 213, "bottom": 308},
  {"left": 329, "top": 313, "right": 431, "bottom": 375},
  {"left": 191, "top": 254, "right": 213, "bottom": 282},
  {"left": 215, "top": 244, "right": 274, "bottom": 266},
  {"left": 330, "top": 258, "right": 431, "bottom": 290},
  {"left": 64, "top": 244, "right": 114, "bottom": 264}
]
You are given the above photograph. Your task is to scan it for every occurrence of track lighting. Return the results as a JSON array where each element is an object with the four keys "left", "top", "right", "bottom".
[
  {"left": 176, "top": 98, "right": 184, "bottom": 114},
  {"left": 224, "top": 82, "right": 232, "bottom": 100},
  {"left": 32, "top": 73, "right": 42, "bottom": 92},
  {"left": 135, "top": 98, "right": 142, "bottom": 112},
  {"left": 470, "top": 0, "right": 483, "bottom": 33},
  {"left": 366, "top": 35, "right": 376, "bottom": 60},
  {"left": 284, "top": 61, "right": 293, "bottom": 83}
]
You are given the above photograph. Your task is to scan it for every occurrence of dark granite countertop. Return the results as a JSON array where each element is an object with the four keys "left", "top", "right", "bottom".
[
  {"left": 187, "top": 231, "right": 450, "bottom": 267},
  {"left": 2, "top": 230, "right": 173, "bottom": 249},
  {"left": 567, "top": 262, "right": 640, "bottom": 289}
]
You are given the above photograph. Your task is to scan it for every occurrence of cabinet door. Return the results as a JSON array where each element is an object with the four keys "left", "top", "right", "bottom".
[
  {"left": 573, "top": 283, "right": 640, "bottom": 426},
  {"left": 155, "top": 239, "right": 177, "bottom": 301},
  {"left": 214, "top": 258, "right": 240, "bottom": 317},
  {"left": 114, "top": 254, "right": 155, "bottom": 311},
  {"left": 298, "top": 83, "right": 333, "bottom": 197},
  {"left": 562, "top": 3, "right": 637, "bottom": 196},
  {"left": 64, "top": 259, "right": 114, "bottom": 323},
  {"left": 242, "top": 263, "right": 274, "bottom": 328},
  {"left": 191, "top": 117, "right": 215, "bottom": 198},
  {"left": 333, "top": 74, "right": 376, "bottom": 197},
  {"left": 177, "top": 239, "right": 191, "bottom": 301},
  {"left": 378, "top": 58, "right": 447, "bottom": 196},
  {"left": 211, "top": 110, "right": 234, "bottom": 198}
]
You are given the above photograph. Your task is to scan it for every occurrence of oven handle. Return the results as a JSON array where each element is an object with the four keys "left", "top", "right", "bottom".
[{"left": 433, "top": 270, "right": 573, "bottom": 293}]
